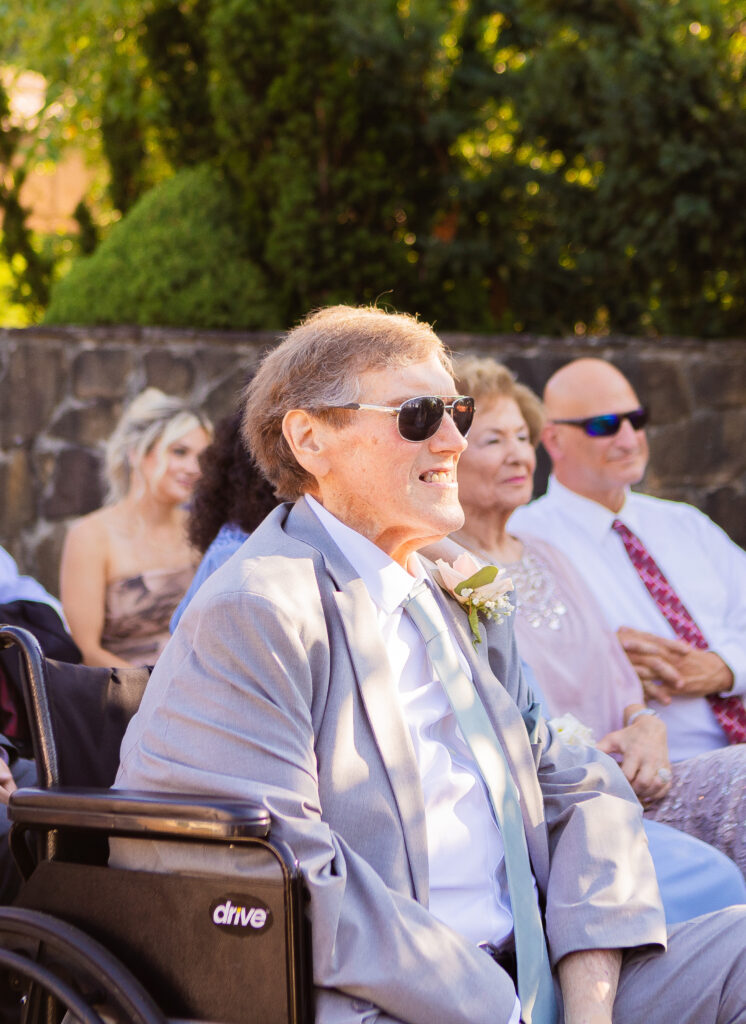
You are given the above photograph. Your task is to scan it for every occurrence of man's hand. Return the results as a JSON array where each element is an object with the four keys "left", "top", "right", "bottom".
[
  {"left": 617, "top": 627, "right": 734, "bottom": 703},
  {"left": 596, "top": 711, "right": 671, "bottom": 803},
  {"left": 0, "top": 758, "right": 16, "bottom": 806},
  {"left": 557, "top": 948, "right": 622, "bottom": 1024},
  {"left": 616, "top": 627, "right": 688, "bottom": 700}
]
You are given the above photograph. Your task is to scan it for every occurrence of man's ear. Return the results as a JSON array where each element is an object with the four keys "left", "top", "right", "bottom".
[
  {"left": 540, "top": 421, "right": 562, "bottom": 463},
  {"left": 282, "top": 409, "right": 331, "bottom": 481}
]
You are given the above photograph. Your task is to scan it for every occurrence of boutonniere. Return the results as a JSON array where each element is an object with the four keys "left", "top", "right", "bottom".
[{"left": 434, "top": 552, "right": 514, "bottom": 646}]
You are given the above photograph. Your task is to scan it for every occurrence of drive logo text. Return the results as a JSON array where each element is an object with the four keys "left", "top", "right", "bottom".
[{"left": 210, "top": 894, "right": 272, "bottom": 936}]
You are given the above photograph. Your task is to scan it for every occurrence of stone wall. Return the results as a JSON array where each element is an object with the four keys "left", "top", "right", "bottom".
[{"left": 1, "top": 324, "right": 744, "bottom": 597}]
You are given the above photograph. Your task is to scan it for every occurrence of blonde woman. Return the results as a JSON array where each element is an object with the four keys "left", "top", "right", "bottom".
[{"left": 60, "top": 388, "right": 211, "bottom": 667}]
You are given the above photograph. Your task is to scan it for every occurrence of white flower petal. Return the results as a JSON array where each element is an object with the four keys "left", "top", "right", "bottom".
[
  {"left": 471, "top": 574, "right": 514, "bottom": 603},
  {"left": 452, "top": 552, "right": 481, "bottom": 578},
  {"left": 434, "top": 559, "right": 464, "bottom": 593},
  {"left": 550, "top": 713, "right": 595, "bottom": 747}
]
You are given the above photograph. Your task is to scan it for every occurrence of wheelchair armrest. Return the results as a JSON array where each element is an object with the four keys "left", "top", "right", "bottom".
[{"left": 9, "top": 786, "right": 271, "bottom": 842}]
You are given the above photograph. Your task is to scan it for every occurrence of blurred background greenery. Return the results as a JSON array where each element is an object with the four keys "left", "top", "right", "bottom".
[{"left": 1, "top": 0, "right": 744, "bottom": 335}]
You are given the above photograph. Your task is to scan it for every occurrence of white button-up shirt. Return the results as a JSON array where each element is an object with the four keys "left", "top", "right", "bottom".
[
  {"left": 306, "top": 497, "right": 522, "bottom": 1022},
  {"left": 512, "top": 477, "right": 746, "bottom": 761}
]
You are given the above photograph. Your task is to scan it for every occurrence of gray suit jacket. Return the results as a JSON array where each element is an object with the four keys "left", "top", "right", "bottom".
[{"left": 114, "top": 499, "right": 666, "bottom": 1024}]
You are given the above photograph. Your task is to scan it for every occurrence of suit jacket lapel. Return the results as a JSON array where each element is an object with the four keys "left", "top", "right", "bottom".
[{"left": 285, "top": 501, "right": 430, "bottom": 904}]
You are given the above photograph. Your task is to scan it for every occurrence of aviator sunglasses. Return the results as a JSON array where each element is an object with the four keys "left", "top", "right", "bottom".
[
  {"left": 320, "top": 395, "right": 475, "bottom": 442},
  {"left": 550, "top": 406, "right": 648, "bottom": 438}
]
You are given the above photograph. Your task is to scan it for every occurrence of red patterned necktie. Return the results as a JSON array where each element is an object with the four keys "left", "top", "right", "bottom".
[{"left": 612, "top": 518, "right": 746, "bottom": 744}]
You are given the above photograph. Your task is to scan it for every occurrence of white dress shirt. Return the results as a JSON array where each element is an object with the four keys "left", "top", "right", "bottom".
[
  {"left": 306, "top": 497, "right": 522, "bottom": 1023},
  {"left": 512, "top": 477, "right": 746, "bottom": 761}
]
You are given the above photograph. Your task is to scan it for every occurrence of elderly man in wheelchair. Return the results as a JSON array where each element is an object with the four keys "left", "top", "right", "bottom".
[{"left": 2, "top": 305, "right": 746, "bottom": 1024}]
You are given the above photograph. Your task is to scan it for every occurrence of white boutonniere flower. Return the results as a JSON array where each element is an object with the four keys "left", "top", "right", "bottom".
[
  {"left": 549, "top": 713, "right": 595, "bottom": 747},
  {"left": 434, "top": 552, "right": 514, "bottom": 646}
]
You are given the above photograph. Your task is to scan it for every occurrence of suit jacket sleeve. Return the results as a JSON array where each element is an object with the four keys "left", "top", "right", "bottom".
[
  {"left": 115, "top": 585, "right": 521, "bottom": 1024},
  {"left": 484, "top": 615, "right": 667, "bottom": 964}
]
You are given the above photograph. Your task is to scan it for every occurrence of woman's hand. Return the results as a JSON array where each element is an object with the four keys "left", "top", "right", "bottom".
[{"left": 597, "top": 711, "right": 672, "bottom": 804}]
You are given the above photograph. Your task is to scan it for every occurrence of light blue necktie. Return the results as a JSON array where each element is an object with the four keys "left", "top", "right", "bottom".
[{"left": 404, "top": 581, "right": 557, "bottom": 1024}]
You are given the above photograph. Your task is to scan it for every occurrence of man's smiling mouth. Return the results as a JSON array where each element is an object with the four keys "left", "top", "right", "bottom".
[{"left": 420, "top": 470, "right": 455, "bottom": 484}]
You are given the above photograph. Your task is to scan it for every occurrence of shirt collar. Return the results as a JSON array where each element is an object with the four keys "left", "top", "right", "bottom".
[
  {"left": 546, "top": 475, "right": 633, "bottom": 542},
  {"left": 304, "top": 495, "right": 424, "bottom": 615},
  {"left": 612, "top": 490, "right": 645, "bottom": 534}
]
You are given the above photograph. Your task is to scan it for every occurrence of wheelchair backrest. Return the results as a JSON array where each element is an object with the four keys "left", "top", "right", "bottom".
[
  {"left": 45, "top": 659, "right": 151, "bottom": 788},
  {"left": 0, "top": 625, "right": 151, "bottom": 788}
]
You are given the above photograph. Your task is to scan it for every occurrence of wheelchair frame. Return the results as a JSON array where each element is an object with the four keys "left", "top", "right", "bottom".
[{"left": 0, "top": 625, "right": 314, "bottom": 1024}]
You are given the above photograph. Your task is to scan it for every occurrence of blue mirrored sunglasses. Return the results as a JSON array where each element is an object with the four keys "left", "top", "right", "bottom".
[{"left": 550, "top": 407, "right": 648, "bottom": 437}]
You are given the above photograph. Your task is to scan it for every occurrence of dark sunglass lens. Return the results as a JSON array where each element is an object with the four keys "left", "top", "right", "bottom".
[
  {"left": 452, "top": 397, "right": 475, "bottom": 437},
  {"left": 584, "top": 415, "right": 621, "bottom": 437},
  {"left": 398, "top": 396, "right": 444, "bottom": 441},
  {"left": 627, "top": 408, "right": 648, "bottom": 430},
  {"left": 584, "top": 408, "right": 647, "bottom": 436}
]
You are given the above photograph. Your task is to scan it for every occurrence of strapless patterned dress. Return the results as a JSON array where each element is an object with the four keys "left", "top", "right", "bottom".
[{"left": 101, "top": 566, "right": 194, "bottom": 666}]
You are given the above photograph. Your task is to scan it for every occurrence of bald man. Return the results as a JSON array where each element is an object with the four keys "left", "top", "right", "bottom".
[{"left": 511, "top": 358, "right": 746, "bottom": 771}]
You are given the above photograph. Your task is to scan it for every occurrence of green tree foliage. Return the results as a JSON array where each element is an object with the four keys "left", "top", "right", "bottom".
[
  {"left": 43, "top": 163, "right": 279, "bottom": 327},
  {"left": 101, "top": 64, "right": 149, "bottom": 214},
  {"left": 204, "top": 0, "right": 508, "bottom": 327},
  {"left": 490, "top": 0, "right": 746, "bottom": 335},
  {"left": 0, "top": 79, "right": 53, "bottom": 314},
  {"left": 141, "top": 0, "right": 218, "bottom": 166},
  {"left": 73, "top": 200, "right": 99, "bottom": 254},
  {"left": 6, "top": 0, "right": 746, "bottom": 334}
]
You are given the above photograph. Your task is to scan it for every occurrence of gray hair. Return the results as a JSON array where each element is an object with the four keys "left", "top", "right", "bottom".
[{"left": 242, "top": 305, "right": 451, "bottom": 499}]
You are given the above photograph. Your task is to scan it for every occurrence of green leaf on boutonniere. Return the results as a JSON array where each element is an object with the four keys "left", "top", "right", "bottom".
[
  {"left": 467, "top": 604, "right": 481, "bottom": 644},
  {"left": 454, "top": 565, "right": 499, "bottom": 595}
]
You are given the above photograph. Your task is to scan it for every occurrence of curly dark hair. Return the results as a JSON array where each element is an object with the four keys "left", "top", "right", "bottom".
[{"left": 188, "top": 408, "right": 279, "bottom": 553}]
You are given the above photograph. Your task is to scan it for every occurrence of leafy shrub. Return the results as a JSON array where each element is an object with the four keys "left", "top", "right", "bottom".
[{"left": 44, "top": 163, "right": 280, "bottom": 329}]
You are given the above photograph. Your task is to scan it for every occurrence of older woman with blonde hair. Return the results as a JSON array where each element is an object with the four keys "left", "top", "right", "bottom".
[{"left": 60, "top": 388, "right": 211, "bottom": 667}]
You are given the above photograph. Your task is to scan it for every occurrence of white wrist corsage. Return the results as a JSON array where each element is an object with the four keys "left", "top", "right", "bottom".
[
  {"left": 434, "top": 552, "right": 514, "bottom": 646},
  {"left": 549, "top": 713, "right": 595, "bottom": 747}
]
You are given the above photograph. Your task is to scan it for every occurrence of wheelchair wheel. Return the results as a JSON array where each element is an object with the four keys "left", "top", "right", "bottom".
[{"left": 0, "top": 907, "right": 166, "bottom": 1024}]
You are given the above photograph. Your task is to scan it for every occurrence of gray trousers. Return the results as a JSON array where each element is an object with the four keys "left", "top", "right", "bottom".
[
  {"left": 372, "top": 907, "right": 746, "bottom": 1024},
  {"left": 613, "top": 907, "right": 746, "bottom": 1024}
]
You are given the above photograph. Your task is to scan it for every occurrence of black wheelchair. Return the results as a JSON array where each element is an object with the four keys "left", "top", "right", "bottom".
[{"left": 0, "top": 625, "right": 313, "bottom": 1024}]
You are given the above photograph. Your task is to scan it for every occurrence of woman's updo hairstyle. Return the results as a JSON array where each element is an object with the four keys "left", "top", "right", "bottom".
[
  {"left": 453, "top": 355, "right": 544, "bottom": 446},
  {"left": 104, "top": 387, "right": 212, "bottom": 503}
]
